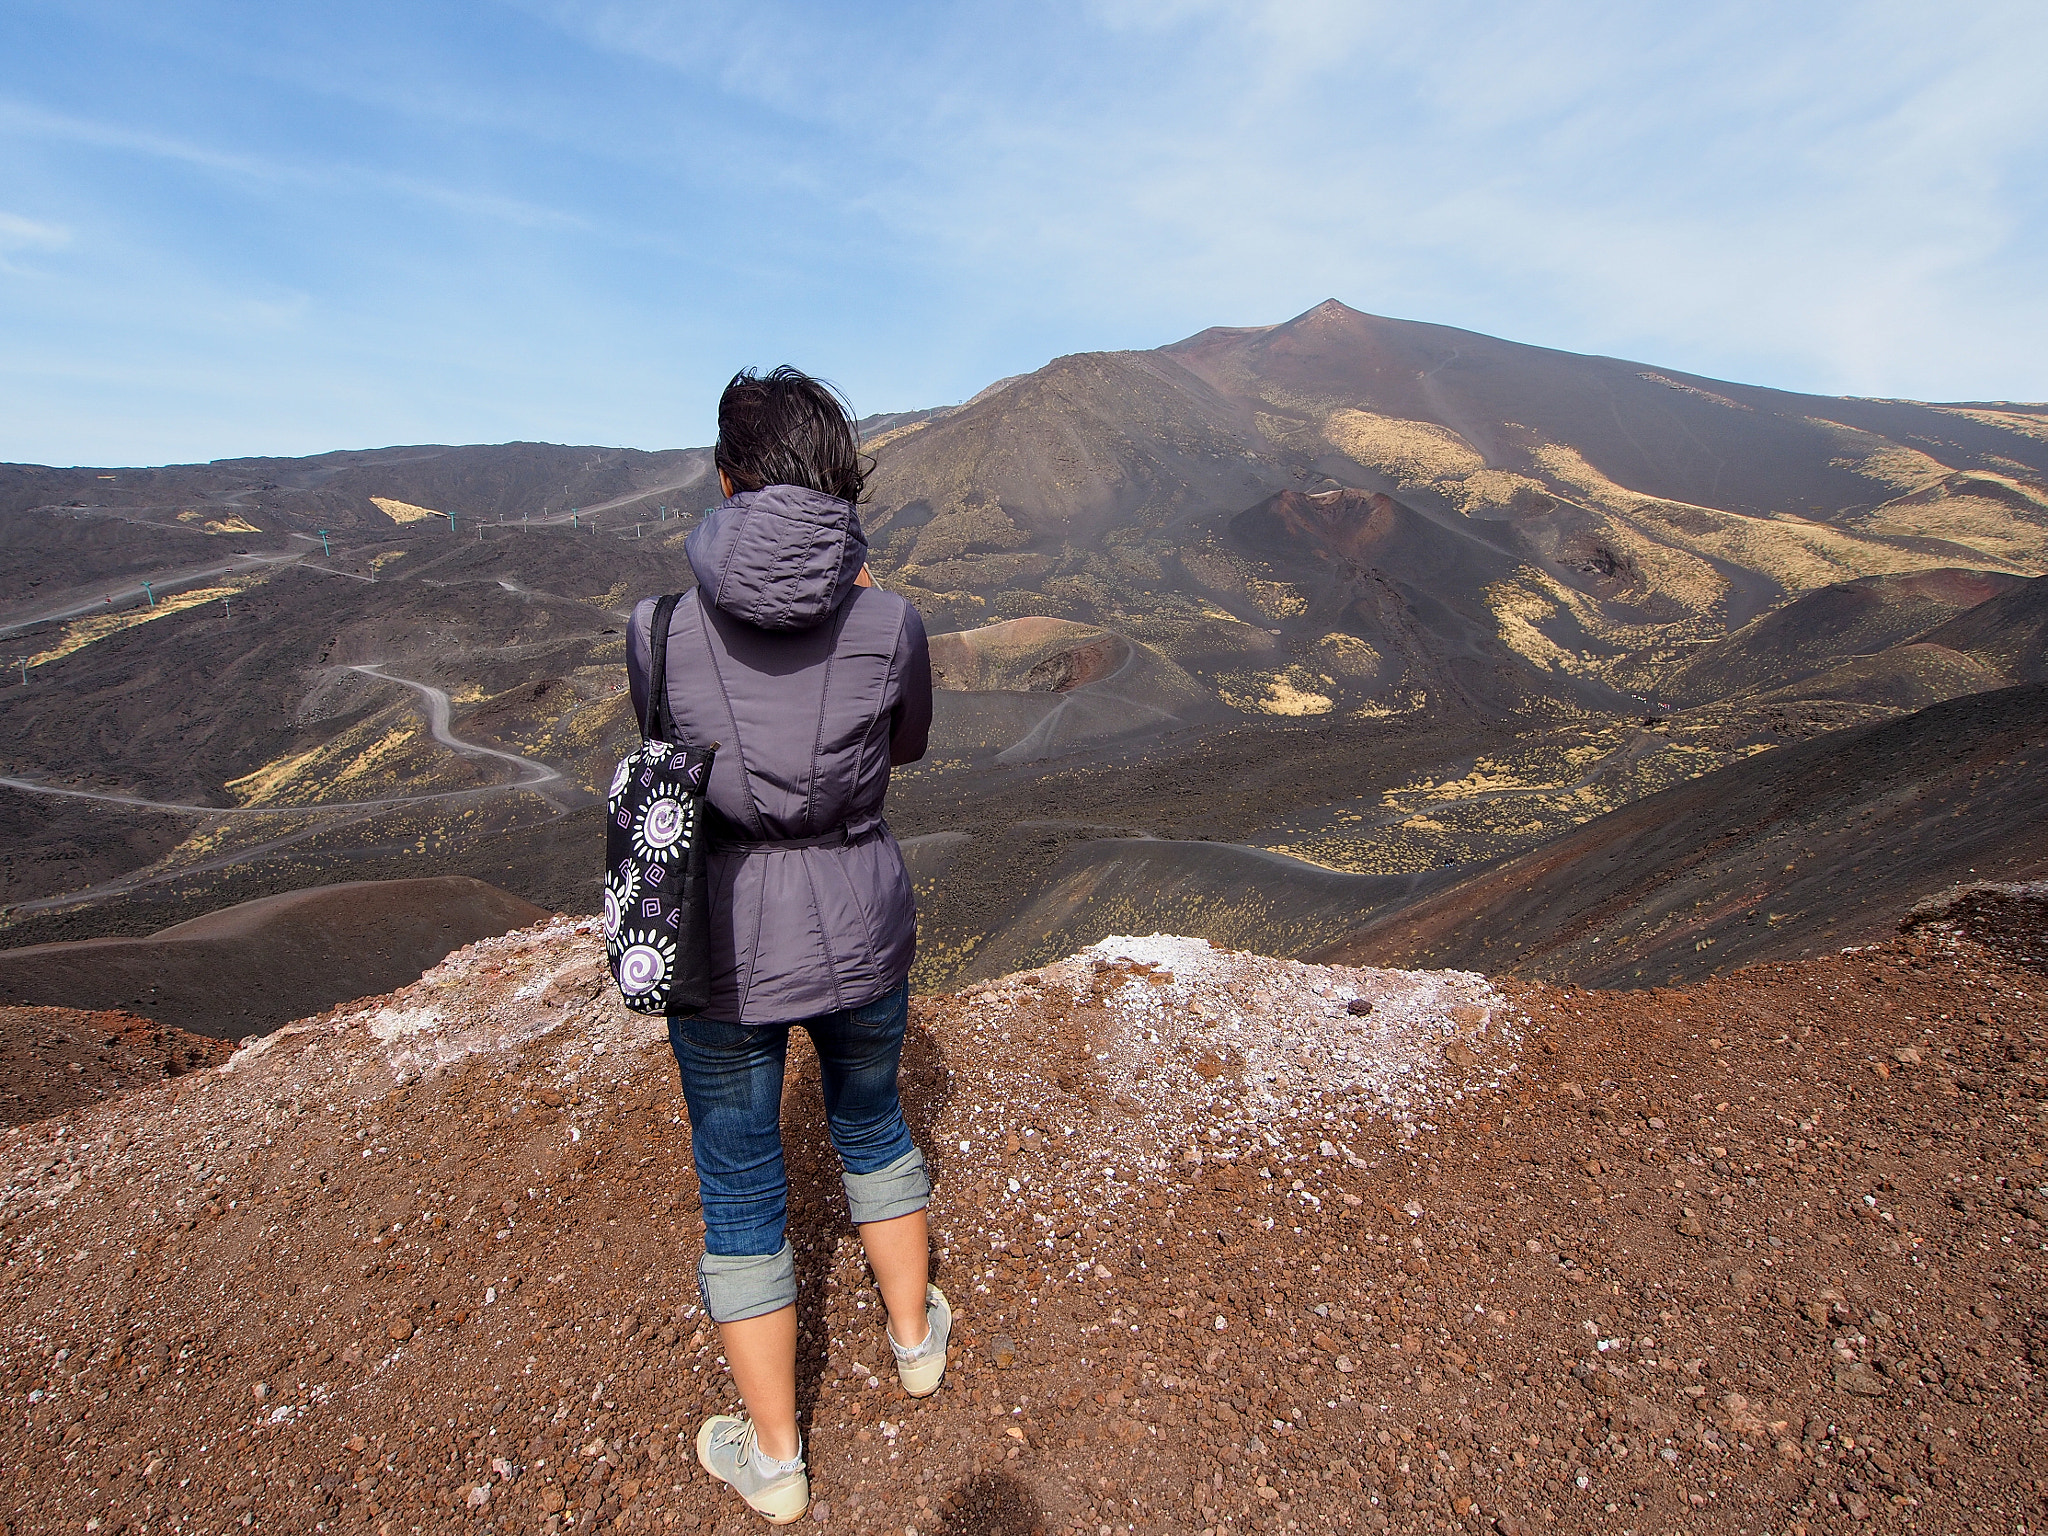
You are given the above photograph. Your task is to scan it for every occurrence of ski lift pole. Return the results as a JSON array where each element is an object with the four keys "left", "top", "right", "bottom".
[
  {"left": 317, "top": 529, "right": 331, "bottom": 557},
  {"left": 15, "top": 659, "right": 25, "bottom": 686},
  {"left": 141, "top": 579, "right": 154, "bottom": 608}
]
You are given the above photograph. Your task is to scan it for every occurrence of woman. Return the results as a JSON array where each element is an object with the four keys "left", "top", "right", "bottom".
[{"left": 625, "top": 366, "right": 944, "bottom": 1524}]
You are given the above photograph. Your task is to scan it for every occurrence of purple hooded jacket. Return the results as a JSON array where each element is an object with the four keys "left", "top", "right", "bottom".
[{"left": 626, "top": 485, "right": 932, "bottom": 1024}]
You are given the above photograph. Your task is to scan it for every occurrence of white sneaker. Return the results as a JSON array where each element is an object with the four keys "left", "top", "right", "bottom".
[
  {"left": 890, "top": 1283, "right": 953, "bottom": 1397},
  {"left": 695, "top": 1415, "right": 809, "bottom": 1524}
]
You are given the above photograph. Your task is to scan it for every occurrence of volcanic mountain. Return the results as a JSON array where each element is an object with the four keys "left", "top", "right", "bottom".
[
  {"left": 4, "top": 301, "right": 2047, "bottom": 998},
  {"left": 862, "top": 301, "right": 2048, "bottom": 710}
]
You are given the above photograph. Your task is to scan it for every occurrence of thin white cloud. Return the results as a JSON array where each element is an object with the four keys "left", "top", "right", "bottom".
[
  {"left": 0, "top": 209, "right": 70, "bottom": 277},
  {"left": 0, "top": 97, "right": 591, "bottom": 233},
  {"left": 0, "top": 211, "right": 70, "bottom": 246}
]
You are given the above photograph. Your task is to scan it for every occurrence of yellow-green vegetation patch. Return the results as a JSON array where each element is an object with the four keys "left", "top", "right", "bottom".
[
  {"left": 1448, "top": 468, "right": 1554, "bottom": 516},
  {"left": 1178, "top": 545, "right": 1251, "bottom": 598},
  {"left": 504, "top": 683, "right": 637, "bottom": 794},
  {"left": 1322, "top": 408, "right": 1484, "bottom": 482},
  {"left": 862, "top": 418, "right": 934, "bottom": 453},
  {"left": 1849, "top": 475, "right": 2048, "bottom": 570},
  {"left": 1347, "top": 689, "right": 1431, "bottom": 720},
  {"left": 904, "top": 552, "right": 1052, "bottom": 591},
  {"left": 1531, "top": 439, "right": 2002, "bottom": 600},
  {"left": 1318, "top": 409, "right": 1556, "bottom": 516},
  {"left": 225, "top": 745, "right": 329, "bottom": 807},
  {"left": 1243, "top": 577, "right": 1308, "bottom": 622},
  {"left": 370, "top": 496, "right": 446, "bottom": 524},
  {"left": 905, "top": 500, "right": 1031, "bottom": 565},
  {"left": 1485, "top": 572, "right": 1596, "bottom": 676},
  {"left": 1635, "top": 373, "right": 1753, "bottom": 412},
  {"left": 174, "top": 510, "right": 262, "bottom": 535},
  {"left": 25, "top": 585, "right": 241, "bottom": 669},
  {"left": 1828, "top": 440, "right": 1951, "bottom": 495},
  {"left": 1216, "top": 667, "right": 1334, "bottom": 716},
  {"left": 1314, "top": 632, "right": 1382, "bottom": 680}
]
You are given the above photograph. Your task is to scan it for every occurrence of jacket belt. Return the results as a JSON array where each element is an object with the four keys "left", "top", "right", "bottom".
[{"left": 712, "top": 816, "right": 886, "bottom": 855}]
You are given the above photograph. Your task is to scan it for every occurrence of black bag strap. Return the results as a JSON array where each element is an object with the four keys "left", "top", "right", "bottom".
[{"left": 643, "top": 592, "right": 683, "bottom": 742}]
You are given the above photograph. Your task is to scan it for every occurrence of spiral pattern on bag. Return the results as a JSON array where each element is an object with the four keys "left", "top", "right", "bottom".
[
  {"left": 616, "top": 940, "right": 668, "bottom": 996},
  {"left": 603, "top": 867, "right": 633, "bottom": 942},
  {"left": 641, "top": 797, "right": 685, "bottom": 850}
]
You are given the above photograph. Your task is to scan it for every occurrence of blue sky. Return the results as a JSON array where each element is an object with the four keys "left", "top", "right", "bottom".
[{"left": 3, "top": 1, "right": 2045, "bottom": 466}]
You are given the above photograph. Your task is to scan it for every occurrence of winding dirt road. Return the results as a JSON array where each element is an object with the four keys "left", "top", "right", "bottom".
[
  {"left": 0, "top": 666, "right": 574, "bottom": 818},
  {"left": 346, "top": 664, "right": 573, "bottom": 809},
  {"left": 0, "top": 665, "right": 586, "bottom": 913}
]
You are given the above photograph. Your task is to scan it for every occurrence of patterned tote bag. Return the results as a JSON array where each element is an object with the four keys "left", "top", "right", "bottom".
[{"left": 604, "top": 592, "right": 717, "bottom": 1015}]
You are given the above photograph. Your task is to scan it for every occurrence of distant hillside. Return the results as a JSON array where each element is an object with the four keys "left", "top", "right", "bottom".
[
  {"left": 1914, "top": 571, "right": 2048, "bottom": 683},
  {"left": 1648, "top": 567, "right": 2026, "bottom": 705},
  {"left": 1312, "top": 683, "right": 2048, "bottom": 986},
  {"left": 0, "top": 442, "right": 716, "bottom": 539},
  {"left": 0, "top": 877, "right": 546, "bottom": 1036},
  {"left": 858, "top": 299, "right": 2048, "bottom": 723},
  {"left": 8, "top": 304, "right": 2048, "bottom": 986}
]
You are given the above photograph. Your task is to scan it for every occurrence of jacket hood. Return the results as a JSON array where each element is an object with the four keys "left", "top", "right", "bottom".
[{"left": 685, "top": 485, "right": 870, "bottom": 632}]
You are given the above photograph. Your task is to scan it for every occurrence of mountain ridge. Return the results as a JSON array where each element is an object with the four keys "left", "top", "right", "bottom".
[{"left": 7, "top": 299, "right": 2048, "bottom": 990}]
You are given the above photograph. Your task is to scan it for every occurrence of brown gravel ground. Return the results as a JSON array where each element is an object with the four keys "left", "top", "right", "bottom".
[
  {"left": 1, "top": 906, "right": 2044, "bottom": 1536},
  {"left": 0, "top": 1008, "right": 231, "bottom": 1129}
]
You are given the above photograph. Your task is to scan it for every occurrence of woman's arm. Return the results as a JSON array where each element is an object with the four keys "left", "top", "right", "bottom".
[{"left": 889, "top": 604, "right": 932, "bottom": 766}]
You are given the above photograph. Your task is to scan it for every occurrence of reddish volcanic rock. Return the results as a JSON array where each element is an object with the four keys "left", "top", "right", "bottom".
[{"left": 0, "top": 910, "right": 2041, "bottom": 1534}]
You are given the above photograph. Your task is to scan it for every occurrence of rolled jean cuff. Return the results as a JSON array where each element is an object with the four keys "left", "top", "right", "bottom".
[
  {"left": 697, "top": 1239, "right": 796, "bottom": 1324},
  {"left": 843, "top": 1146, "right": 930, "bottom": 1226}
]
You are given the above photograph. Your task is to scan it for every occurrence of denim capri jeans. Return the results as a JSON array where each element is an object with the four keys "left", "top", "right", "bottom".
[{"left": 668, "top": 981, "right": 929, "bottom": 1324}]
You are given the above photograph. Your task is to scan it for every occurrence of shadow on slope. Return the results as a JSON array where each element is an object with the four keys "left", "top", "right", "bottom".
[
  {"left": 1652, "top": 568, "right": 2026, "bottom": 705},
  {"left": 942, "top": 837, "right": 1445, "bottom": 988},
  {"left": 0, "top": 877, "right": 548, "bottom": 1037},
  {"left": 1737, "top": 643, "right": 2008, "bottom": 712},
  {"left": 1312, "top": 683, "right": 2048, "bottom": 987},
  {"left": 1914, "top": 571, "right": 2048, "bottom": 683}
]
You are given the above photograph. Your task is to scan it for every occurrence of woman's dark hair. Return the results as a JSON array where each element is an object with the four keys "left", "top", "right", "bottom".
[{"left": 714, "top": 366, "right": 870, "bottom": 504}]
